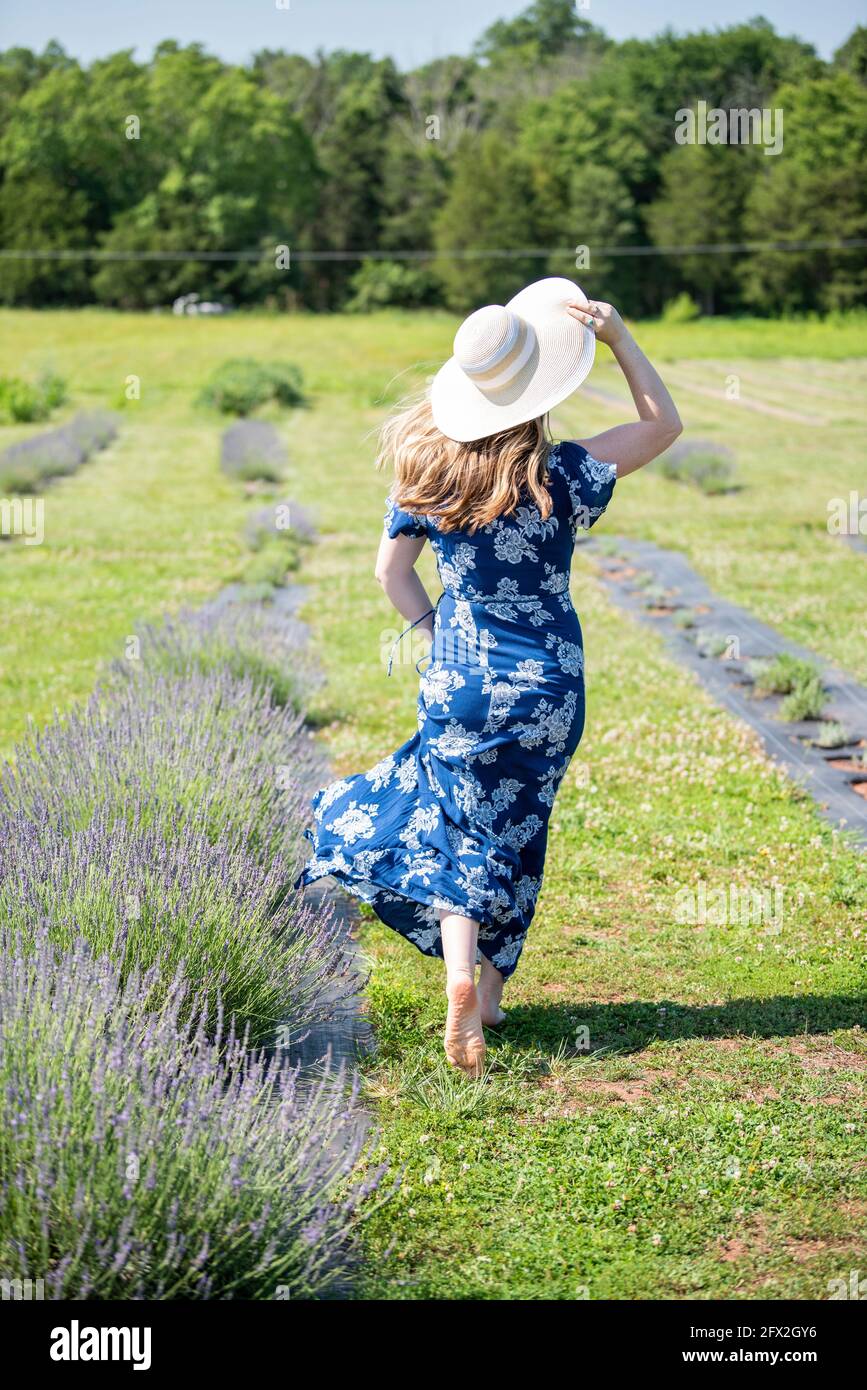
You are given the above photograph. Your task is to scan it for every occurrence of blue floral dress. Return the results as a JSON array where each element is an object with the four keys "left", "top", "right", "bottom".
[{"left": 298, "top": 442, "right": 617, "bottom": 978}]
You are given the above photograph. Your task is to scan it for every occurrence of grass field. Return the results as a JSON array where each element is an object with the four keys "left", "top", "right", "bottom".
[{"left": 2, "top": 308, "right": 866, "bottom": 1299}]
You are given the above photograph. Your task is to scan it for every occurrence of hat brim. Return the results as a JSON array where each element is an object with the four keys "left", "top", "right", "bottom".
[{"left": 430, "top": 278, "right": 596, "bottom": 444}]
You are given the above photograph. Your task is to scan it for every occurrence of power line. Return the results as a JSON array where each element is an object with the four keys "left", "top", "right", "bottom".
[{"left": 0, "top": 238, "right": 865, "bottom": 263}]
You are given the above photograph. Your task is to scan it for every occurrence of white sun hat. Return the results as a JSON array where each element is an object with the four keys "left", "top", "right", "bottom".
[{"left": 430, "top": 277, "right": 595, "bottom": 444}]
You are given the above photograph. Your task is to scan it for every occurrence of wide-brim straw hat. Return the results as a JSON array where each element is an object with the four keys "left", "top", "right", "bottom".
[{"left": 430, "top": 277, "right": 595, "bottom": 443}]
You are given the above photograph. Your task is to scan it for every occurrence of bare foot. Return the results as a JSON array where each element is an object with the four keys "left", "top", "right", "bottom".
[
  {"left": 478, "top": 997, "right": 507, "bottom": 1028},
  {"left": 477, "top": 960, "right": 506, "bottom": 1027},
  {"left": 444, "top": 975, "right": 486, "bottom": 1077}
]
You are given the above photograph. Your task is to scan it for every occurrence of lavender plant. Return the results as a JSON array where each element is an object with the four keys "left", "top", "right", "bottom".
[
  {"left": 0, "top": 369, "right": 66, "bottom": 423},
  {"left": 244, "top": 498, "right": 316, "bottom": 550},
  {"left": 110, "top": 605, "right": 315, "bottom": 709},
  {"left": 239, "top": 499, "right": 316, "bottom": 591},
  {"left": 0, "top": 928, "right": 382, "bottom": 1300},
  {"left": 200, "top": 358, "right": 305, "bottom": 416},
  {"left": 0, "top": 666, "right": 315, "bottom": 868},
  {"left": 0, "top": 430, "right": 83, "bottom": 492},
  {"left": 0, "top": 579, "right": 383, "bottom": 1297},
  {"left": 0, "top": 411, "right": 117, "bottom": 493},
  {"left": 220, "top": 421, "right": 287, "bottom": 483},
  {"left": 655, "top": 439, "right": 737, "bottom": 495},
  {"left": 240, "top": 542, "right": 294, "bottom": 590},
  {"left": 0, "top": 808, "right": 350, "bottom": 1046},
  {"left": 64, "top": 410, "right": 118, "bottom": 453}
]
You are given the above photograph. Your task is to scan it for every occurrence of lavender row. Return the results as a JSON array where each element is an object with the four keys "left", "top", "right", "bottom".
[
  {"left": 109, "top": 604, "right": 317, "bottom": 710},
  {"left": 1, "top": 662, "right": 312, "bottom": 870},
  {"left": 0, "top": 601, "right": 380, "bottom": 1297},
  {"left": 0, "top": 805, "right": 351, "bottom": 1047},
  {"left": 0, "top": 927, "right": 381, "bottom": 1300},
  {"left": 0, "top": 651, "right": 336, "bottom": 1042},
  {"left": 0, "top": 411, "right": 118, "bottom": 493}
]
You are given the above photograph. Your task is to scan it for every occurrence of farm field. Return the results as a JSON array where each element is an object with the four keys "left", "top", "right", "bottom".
[
  {"left": 2, "top": 309, "right": 866, "bottom": 758},
  {"left": 1, "top": 308, "right": 866, "bottom": 1299}
]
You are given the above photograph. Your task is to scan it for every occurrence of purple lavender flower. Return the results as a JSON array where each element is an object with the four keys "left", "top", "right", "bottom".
[
  {"left": 108, "top": 604, "right": 319, "bottom": 709},
  {"left": 0, "top": 664, "right": 317, "bottom": 867},
  {"left": 0, "top": 412, "right": 117, "bottom": 494},
  {"left": 0, "top": 805, "right": 352, "bottom": 1046},
  {"left": 220, "top": 421, "right": 286, "bottom": 483},
  {"left": 0, "top": 927, "right": 378, "bottom": 1300},
  {"left": 244, "top": 498, "right": 317, "bottom": 550},
  {"left": 0, "top": 583, "right": 382, "bottom": 1298}
]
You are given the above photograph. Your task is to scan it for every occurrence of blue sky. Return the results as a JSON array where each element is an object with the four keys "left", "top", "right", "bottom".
[{"left": 0, "top": 0, "right": 859, "bottom": 67}]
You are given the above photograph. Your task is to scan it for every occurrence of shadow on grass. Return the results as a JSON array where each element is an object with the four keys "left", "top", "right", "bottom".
[
  {"left": 495, "top": 994, "right": 867, "bottom": 1057},
  {"left": 304, "top": 703, "right": 350, "bottom": 730}
]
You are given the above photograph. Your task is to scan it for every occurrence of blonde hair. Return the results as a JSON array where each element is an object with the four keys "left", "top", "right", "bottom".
[{"left": 376, "top": 396, "right": 553, "bottom": 534}]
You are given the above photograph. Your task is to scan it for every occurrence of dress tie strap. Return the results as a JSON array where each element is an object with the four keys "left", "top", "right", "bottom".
[{"left": 386, "top": 606, "right": 435, "bottom": 677}]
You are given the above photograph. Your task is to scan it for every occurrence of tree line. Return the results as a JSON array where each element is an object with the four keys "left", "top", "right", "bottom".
[{"left": 0, "top": 0, "right": 865, "bottom": 316}]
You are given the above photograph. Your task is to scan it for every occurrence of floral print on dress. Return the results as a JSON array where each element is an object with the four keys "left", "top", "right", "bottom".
[{"left": 298, "top": 441, "right": 616, "bottom": 978}]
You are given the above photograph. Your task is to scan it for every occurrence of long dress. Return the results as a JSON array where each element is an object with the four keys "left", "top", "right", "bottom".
[{"left": 298, "top": 441, "right": 617, "bottom": 979}]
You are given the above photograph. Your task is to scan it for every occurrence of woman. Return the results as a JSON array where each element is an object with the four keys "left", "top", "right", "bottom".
[{"left": 299, "top": 277, "right": 681, "bottom": 1076}]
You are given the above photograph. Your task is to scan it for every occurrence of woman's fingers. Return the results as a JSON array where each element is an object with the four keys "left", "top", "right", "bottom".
[{"left": 567, "top": 305, "right": 602, "bottom": 329}]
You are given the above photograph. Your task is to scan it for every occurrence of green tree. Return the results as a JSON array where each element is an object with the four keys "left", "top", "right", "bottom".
[
  {"left": 92, "top": 67, "right": 319, "bottom": 307},
  {"left": 311, "top": 55, "right": 407, "bottom": 306},
  {"left": 742, "top": 73, "right": 867, "bottom": 313},
  {"left": 475, "top": 0, "right": 599, "bottom": 63},
  {"left": 0, "top": 18, "right": 864, "bottom": 316},
  {"left": 517, "top": 85, "right": 653, "bottom": 307},
  {"left": 593, "top": 19, "right": 821, "bottom": 169},
  {"left": 517, "top": 87, "right": 654, "bottom": 210},
  {"left": 0, "top": 51, "right": 153, "bottom": 234},
  {"left": 646, "top": 143, "right": 752, "bottom": 314},
  {"left": 433, "top": 132, "right": 542, "bottom": 311},
  {"left": 547, "top": 162, "right": 642, "bottom": 311},
  {"left": 833, "top": 27, "right": 867, "bottom": 83},
  {"left": 0, "top": 42, "right": 74, "bottom": 134},
  {"left": 0, "top": 175, "right": 91, "bottom": 305},
  {"left": 379, "top": 57, "right": 478, "bottom": 257}
]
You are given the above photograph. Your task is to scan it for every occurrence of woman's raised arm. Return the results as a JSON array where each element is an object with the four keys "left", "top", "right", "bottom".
[{"left": 566, "top": 299, "right": 682, "bottom": 477}]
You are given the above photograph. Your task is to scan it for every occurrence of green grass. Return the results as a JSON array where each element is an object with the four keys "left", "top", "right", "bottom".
[
  {"left": 1, "top": 308, "right": 866, "bottom": 1299},
  {"left": 338, "top": 571, "right": 866, "bottom": 1300},
  {"left": 555, "top": 344, "right": 867, "bottom": 684},
  {"left": 2, "top": 309, "right": 866, "bottom": 753}
]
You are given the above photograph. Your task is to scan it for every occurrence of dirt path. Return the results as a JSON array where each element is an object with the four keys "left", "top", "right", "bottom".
[
  {"left": 644, "top": 371, "right": 827, "bottom": 426},
  {"left": 569, "top": 375, "right": 828, "bottom": 428},
  {"left": 586, "top": 536, "right": 867, "bottom": 846}
]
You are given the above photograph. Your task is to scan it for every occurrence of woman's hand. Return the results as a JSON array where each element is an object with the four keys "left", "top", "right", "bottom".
[
  {"left": 571, "top": 303, "right": 683, "bottom": 478},
  {"left": 566, "top": 298, "right": 627, "bottom": 349}
]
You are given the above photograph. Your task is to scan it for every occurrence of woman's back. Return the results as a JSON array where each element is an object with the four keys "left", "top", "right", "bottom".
[{"left": 385, "top": 442, "right": 617, "bottom": 637}]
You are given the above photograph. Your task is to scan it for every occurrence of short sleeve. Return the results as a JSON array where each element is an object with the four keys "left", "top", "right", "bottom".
[
  {"left": 384, "top": 493, "right": 426, "bottom": 539},
  {"left": 554, "top": 441, "right": 617, "bottom": 531}
]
